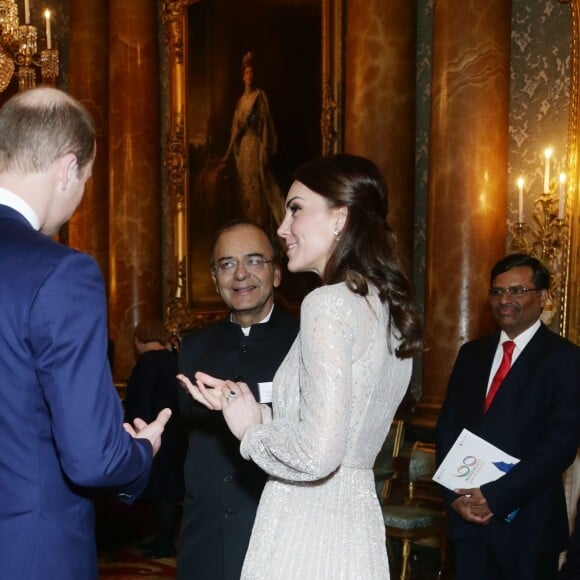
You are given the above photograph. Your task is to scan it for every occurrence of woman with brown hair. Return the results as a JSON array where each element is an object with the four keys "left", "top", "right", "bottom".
[{"left": 180, "top": 154, "right": 421, "bottom": 578}]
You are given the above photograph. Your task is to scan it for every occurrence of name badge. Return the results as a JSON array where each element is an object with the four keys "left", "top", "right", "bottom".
[{"left": 258, "top": 382, "right": 273, "bottom": 404}]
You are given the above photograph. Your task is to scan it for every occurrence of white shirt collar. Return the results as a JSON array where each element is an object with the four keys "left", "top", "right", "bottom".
[
  {"left": 0, "top": 187, "right": 40, "bottom": 230},
  {"left": 232, "top": 304, "right": 275, "bottom": 336},
  {"left": 499, "top": 318, "right": 542, "bottom": 352},
  {"left": 487, "top": 318, "right": 542, "bottom": 391}
]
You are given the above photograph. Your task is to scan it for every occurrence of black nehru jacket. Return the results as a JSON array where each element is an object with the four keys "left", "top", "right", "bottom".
[{"left": 176, "top": 305, "right": 298, "bottom": 580}]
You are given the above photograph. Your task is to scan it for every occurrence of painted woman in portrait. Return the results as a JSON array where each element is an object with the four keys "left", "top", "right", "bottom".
[{"left": 221, "top": 52, "right": 285, "bottom": 231}]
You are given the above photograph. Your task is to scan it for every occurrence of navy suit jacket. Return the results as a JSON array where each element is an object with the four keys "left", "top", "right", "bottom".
[
  {"left": 0, "top": 205, "right": 153, "bottom": 579},
  {"left": 436, "top": 323, "right": 580, "bottom": 554}
]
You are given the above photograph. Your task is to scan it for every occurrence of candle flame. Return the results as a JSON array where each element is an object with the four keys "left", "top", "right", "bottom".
[
  {"left": 44, "top": 9, "right": 51, "bottom": 19},
  {"left": 559, "top": 173, "right": 566, "bottom": 184},
  {"left": 517, "top": 177, "right": 524, "bottom": 189},
  {"left": 544, "top": 147, "right": 553, "bottom": 159}
]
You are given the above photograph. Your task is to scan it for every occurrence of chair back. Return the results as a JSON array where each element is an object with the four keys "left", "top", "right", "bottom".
[
  {"left": 408, "top": 442, "right": 441, "bottom": 506},
  {"left": 409, "top": 442, "right": 436, "bottom": 483}
]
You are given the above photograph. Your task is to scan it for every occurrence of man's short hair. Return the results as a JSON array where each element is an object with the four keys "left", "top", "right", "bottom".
[
  {"left": 0, "top": 87, "right": 95, "bottom": 175},
  {"left": 134, "top": 318, "right": 169, "bottom": 345},
  {"left": 490, "top": 253, "right": 551, "bottom": 290}
]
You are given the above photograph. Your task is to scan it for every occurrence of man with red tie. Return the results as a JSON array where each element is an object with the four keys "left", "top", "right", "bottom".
[{"left": 436, "top": 253, "right": 580, "bottom": 580}]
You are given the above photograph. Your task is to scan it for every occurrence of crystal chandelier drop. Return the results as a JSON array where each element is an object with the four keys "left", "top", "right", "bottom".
[{"left": 0, "top": 0, "right": 58, "bottom": 92}]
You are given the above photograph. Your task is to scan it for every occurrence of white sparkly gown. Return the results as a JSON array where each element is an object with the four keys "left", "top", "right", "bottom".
[{"left": 239, "top": 283, "right": 412, "bottom": 579}]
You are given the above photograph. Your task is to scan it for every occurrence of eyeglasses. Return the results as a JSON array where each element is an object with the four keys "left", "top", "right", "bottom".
[
  {"left": 212, "top": 256, "right": 274, "bottom": 276},
  {"left": 487, "top": 286, "right": 539, "bottom": 298}
]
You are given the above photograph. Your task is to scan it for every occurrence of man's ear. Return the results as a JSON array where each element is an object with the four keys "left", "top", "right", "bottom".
[
  {"left": 273, "top": 263, "right": 282, "bottom": 288},
  {"left": 539, "top": 288, "right": 549, "bottom": 309},
  {"left": 55, "top": 153, "right": 78, "bottom": 192},
  {"left": 211, "top": 272, "right": 220, "bottom": 294}
]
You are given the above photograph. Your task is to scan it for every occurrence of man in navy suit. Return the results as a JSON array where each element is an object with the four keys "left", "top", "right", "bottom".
[
  {"left": 437, "top": 253, "right": 580, "bottom": 580},
  {"left": 0, "top": 87, "right": 171, "bottom": 579}
]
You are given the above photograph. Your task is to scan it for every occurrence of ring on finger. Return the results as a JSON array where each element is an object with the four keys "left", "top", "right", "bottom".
[{"left": 227, "top": 390, "right": 237, "bottom": 399}]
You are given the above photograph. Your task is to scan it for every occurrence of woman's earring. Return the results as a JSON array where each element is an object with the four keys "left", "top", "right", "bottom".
[{"left": 333, "top": 229, "right": 340, "bottom": 237}]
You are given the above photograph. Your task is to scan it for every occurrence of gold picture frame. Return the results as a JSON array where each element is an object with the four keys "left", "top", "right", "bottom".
[
  {"left": 562, "top": 0, "right": 580, "bottom": 344},
  {"left": 162, "top": 0, "right": 344, "bottom": 334}
]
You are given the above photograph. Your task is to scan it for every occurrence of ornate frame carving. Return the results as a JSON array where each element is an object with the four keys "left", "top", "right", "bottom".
[
  {"left": 560, "top": 0, "right": 580, "bottom": 344},
  {"left": 162, "top": 0, "right": 344, "bottom": 334},
  {"left": 567, "top": 0, "right": 580, "bottom": 344}
]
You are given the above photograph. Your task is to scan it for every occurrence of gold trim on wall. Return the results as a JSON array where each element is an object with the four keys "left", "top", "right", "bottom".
[
  {"left": 322, "top": 0, "right": 344, "bottom": 156},
  {"left": 162, "top": 0, "right": 345, "bottom": 334},
  {"left": 562, "top": 0, "right": 580, "bottom": 344}
]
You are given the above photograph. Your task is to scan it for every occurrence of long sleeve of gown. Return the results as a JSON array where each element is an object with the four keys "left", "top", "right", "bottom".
[{"left": 240, "top": 287, "right": 354, "bottom": 481}]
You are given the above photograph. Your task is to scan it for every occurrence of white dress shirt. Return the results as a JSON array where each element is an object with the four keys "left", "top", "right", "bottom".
[
  {"left": 486, "top": 318, "right": 542, "bottom": 394},
  {"left": 0, "top": 187, "right": 40, "bottom": 230}
]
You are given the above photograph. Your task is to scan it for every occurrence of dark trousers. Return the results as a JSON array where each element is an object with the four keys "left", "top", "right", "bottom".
[
  {"left": 153, "top": 498, "right": 179, "bottom": 550},
  {"left": 454, "top": 539, "right": 559, "bottom": 580}
]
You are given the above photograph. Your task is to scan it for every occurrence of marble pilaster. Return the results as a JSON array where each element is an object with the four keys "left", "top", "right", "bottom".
[
  {"left": 344, "top": 0, "right": 416, "bottom": 266},
  {"left": 67, "top": 1, "right": 110, "bottom": 283},
  {"left": 419, "top": 0, "right": 512, "bottom": 424},
  {"left": 108, "top": 0, "right": 161, "bottom": 380}
]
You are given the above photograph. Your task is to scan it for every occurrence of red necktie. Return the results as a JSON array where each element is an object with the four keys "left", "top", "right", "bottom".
[{"left": 484, "top": 340, "right": 516, "bottom": 413}]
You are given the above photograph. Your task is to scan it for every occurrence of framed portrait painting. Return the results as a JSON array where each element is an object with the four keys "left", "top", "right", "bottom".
[{"left": 163, "top": 0, "right": 344, "bottom": 332}]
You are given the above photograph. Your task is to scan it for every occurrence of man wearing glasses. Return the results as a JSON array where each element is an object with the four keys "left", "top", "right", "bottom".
[
  {"left": 437, "top": 253, "right": 579, "bottom": 580},
  {"left": 176, "top": 220, "right": 298, "bottom": 580}
]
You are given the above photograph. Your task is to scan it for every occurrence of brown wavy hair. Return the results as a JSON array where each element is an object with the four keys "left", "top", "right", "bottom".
[{"left": 294, "top": 154, "right": 422, "bottom": 358}]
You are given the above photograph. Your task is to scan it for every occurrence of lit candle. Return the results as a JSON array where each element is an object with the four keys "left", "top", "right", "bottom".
[
  {"left": 44, "top": 10, "right": 52, "bottom": 49},
  {"left": 543, "top": 147, "right": 553, "bottom": 193},
  {"left": 24, "top": 0, "right": 30, "bottom": 24},
  {"left": 558, "top": 173, "right": 566, "bottom": 220},
  {"left": 517, "top": 177, "right": 524, "bottom": 223}
]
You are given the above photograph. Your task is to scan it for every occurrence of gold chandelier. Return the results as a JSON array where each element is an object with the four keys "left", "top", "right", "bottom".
[{"left": 0, "top": 0, "right": 58, "bottom": 92}]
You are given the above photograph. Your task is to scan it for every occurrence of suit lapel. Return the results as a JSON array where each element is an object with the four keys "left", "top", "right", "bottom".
[
  {"left": 474, "top": 334, "right": 500, "bottom": 416},
  {"left": 484, "top": 323, "right": 546, "bottom": 413}
]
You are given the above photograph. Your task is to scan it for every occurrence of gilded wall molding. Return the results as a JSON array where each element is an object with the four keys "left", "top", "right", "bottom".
[{"left": 563, "top": 0, "right": 580, "bottom": 343}]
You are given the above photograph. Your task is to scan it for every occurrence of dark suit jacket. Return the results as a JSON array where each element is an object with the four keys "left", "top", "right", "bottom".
[
  {"left": 125, "top": 349, "right": 186, "bottom": 499},
  {"left": 436, "top": 323, "right": 580, "bottom": 554},
  {"left": 0, "top": 205, "right": 152, "bottom": 580},
  {"left": 177, "top": 308, "right": 298, "bottom": 580}
]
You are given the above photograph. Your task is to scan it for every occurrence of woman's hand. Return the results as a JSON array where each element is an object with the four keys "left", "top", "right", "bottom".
[
  {"left": 177, "top": 372, "right": 225, "bottom": 411},
  {"left": 221, "top": 380, "right": 262, "bottom": 440},
  {"left": 177, "top": 372, "right": 263, "bottom": 439}
]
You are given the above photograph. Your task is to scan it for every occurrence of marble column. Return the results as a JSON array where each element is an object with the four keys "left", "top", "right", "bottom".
[
  {"left": 67, "top": 1, "right": 110, "bottom": 283},
  {"left": 344, "top": 0, "right": 416, "bottom": 267},
  {"left": 418, "top": 1, "right": 511, "bottom": 425},
  {"left": 108, "top": 0, "right": 161, "bottom": 381}
]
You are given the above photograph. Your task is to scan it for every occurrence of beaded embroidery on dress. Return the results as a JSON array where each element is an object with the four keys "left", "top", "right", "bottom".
[{"left": 240, "top": 282, "right": 412, "bottom": 579}]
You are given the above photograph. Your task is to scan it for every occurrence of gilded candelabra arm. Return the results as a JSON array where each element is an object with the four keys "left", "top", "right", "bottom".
[
  {"left": 40, "top": 48, "right": 59, "bottom": 85},
  {"left": 509, "top": 221, "right": 530, "bottom": 253},
  {"left": 530, "top": 192, "right": 567, "bottom": 264},
  {"left": 508, "top": 182, "right": 569, "bottom": 329}
]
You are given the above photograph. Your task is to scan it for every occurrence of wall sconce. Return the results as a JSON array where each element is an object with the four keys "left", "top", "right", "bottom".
[{"left": 510, "top": 147, "right": 569, "bottom": 323}]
